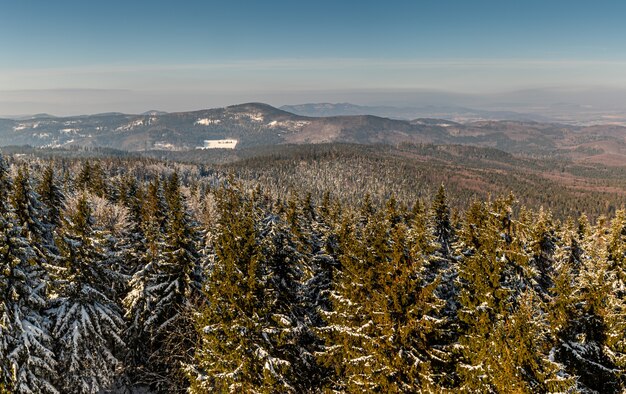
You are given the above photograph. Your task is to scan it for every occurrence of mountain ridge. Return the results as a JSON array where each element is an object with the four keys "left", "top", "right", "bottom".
[{"left": 1, "top": 102, "right": 625, "bottom": 166}]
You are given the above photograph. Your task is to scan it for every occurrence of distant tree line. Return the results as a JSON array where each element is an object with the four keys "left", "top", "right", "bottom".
[{"left": 0, "top": 153, "right": 624, "bottom": 393}]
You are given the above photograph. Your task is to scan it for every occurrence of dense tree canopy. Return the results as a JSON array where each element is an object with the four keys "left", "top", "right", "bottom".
[{"left": 0, "top": 152, "right": 624, "bottom": 393}]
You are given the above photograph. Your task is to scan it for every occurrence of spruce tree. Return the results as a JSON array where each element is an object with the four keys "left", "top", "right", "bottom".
[
  {"left": 552, "top": 215, "right": 625, "bottom": 392},
  {"left": 0, "top": 157, "right": 57, "bottom": 393},
  {"left": 37, "top": 164, "right": 64, "bottom": 227},
  {"left": 431, "top": 183, "right": 452, "bottom": 255},
  {"left": 456, "top": 196, "right": 572, "bottom": 392},
  {"left": 527, "top": 207, "right": 559, "bottom": 299},
  {"left": 76, "top": 161, "right": 107, "bottom": 197},
  {"left": 411, "top": 199, "right": 458, "bottom": 388},
  {"left": 318, "top": 205, "right": 444, "bottom": 392},
  {"left": 48, "top": 193, "right": 125, "bottom": 393},
  {"left": 257, "top": 213, "right": 319, "bottom": 391},
  {"left": 12, "top": 166, "right": 54, "bottom": 247},
  {"left": 187, "top": 185, "right": 270, "bottom": 392},
  {"left": 124, "top": 174, "right": 200, "bottom": 391},
  {"left": 123, "top": 180, "right": 168, "bottom": 388},
  {"left": 606, "top": 210, "right": 626, "bottom": 380}
]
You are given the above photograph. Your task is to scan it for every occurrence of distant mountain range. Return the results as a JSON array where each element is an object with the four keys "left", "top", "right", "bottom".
[
  {"left": 1, "top": 102, "right": 625, "bottom": 165},
  {"left": 280, "top": 103, "right": 552, "bottom": 122}
]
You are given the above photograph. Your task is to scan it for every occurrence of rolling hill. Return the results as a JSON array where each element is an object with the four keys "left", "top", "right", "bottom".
[{"left": 1, "top": 102, "right": 625, "bottom": 166}]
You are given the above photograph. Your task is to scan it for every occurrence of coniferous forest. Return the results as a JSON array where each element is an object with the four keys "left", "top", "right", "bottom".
[{"left": 0, "top": 152, "right": 625, "bottom": 394}]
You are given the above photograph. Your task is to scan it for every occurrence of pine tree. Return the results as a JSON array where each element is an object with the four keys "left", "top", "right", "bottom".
[{"left": 48, "top": 193, "right": 125, "bottom": 393}]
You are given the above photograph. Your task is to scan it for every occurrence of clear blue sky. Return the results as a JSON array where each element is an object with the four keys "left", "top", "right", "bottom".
[{"left": 2, "top": 0, "right": 626, "bottom": 114}]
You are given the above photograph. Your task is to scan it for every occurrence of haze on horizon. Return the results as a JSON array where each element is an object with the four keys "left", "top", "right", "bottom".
[{"left": 2, "top": 0, "right": 626, "bottom": 116}]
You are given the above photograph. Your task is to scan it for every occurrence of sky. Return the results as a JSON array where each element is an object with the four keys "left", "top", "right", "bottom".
[{"left": 2, "top": 0, "right": 626, "bottom": 115}]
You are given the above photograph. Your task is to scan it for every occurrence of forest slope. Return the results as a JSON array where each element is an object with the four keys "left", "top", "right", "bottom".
[{"left": 1, "top": 103, "right": 626, "bottom": 166}]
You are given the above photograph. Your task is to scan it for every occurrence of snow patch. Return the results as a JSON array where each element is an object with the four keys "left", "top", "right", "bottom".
[
  {"left": 115, "top": 119, "right": 144, "bottom": 132},
  {"left": 153, "top": 141, "right": 180, "bottom": 150},
  {"left": 230, "top": 112, "right": 264, "bottom": 122},
  {"left": 266, "top": 120, "right": 310, "bottom": 131},
  {"left": 13, "top": 122, "right": 40, "bottom": 131},
  {"left": 195, "top": 118, "right": 221, "bottom": 126},
  {"left": 196, "top": 139, "right": 238, "bottom": 150}
]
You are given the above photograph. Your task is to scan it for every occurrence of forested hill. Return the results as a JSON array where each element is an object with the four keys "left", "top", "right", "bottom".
[
  {"left": 6, "top": 142, "right": 624, "bottom": 220},
  {"left": 1, "top": 103, "right": 626, "bottom": 167},
  {"left": 0, "top": 152, "right": 625, "bottom": 393}
]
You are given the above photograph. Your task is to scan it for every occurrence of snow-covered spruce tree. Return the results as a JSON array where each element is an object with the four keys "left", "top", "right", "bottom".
[
  {"left": 0, "top": 154, "right": 15, "bottom": 390},
  {"left": 115, "top": 174, "right": 144, "bottom": 227},
  {"left": 37, "top": 164, "right": 64, "bottom": 228},
  {"left": 160, "top": 172, "right": 202, "bottom": 387},
  {"left": 526, "top": 207, "right": 560, "bottom": 300},
  {"left": 606, "top": 209, "right": 626, "bottom": 379},
  {"left": 48, "top": 193, "right": 125, "bottom": 394},
  {"left": 411, "top": 198, "right": 458, "bottom": 388},
  {"left": 299, "top": 192, "right": 340, "bottom": 331},
  {"left": 281, "top": 192, "right": 335, "bottom": 331},
  {"left": 318, "top": 204, "right": 444, "bottom": 392},
  {"left": 189, "top": 183, "right": 319, "bottom": 392},
  {"left": 124, "top": 174, "right": 201, "bottom": 391},
  {"left": 431, "top": 183, "right": 453, "bottom": 256},
  {"left": 4, "top": 165, "right": 58, "bottom": 393},
  {"left": 256, "top": 212, "right": 322, "bottom": 391},
  {"left": 553, "top": 215, "right": 624, "bottom": 393},
  {"left": 187, "top": 184, "right": 269, "bottom": 392},
  {"left": 123, "top": 179, "right": 167, "bottom": 388},
  {"left": 548, "top": 220, "right": 599, "bottom": 393},
  {"left": 12, "top": 166, "right": 54, "bottom": 244},
  {"left": 76, "top": 160, "right": 107, "bottom": 197},
  {"left": 0, "top": 158, "right": 57, "bottom": 394},
  {"left": 374, "top": 220, "right": 445, "bottom": 392},
  {"left": 455, "top": 196, "right": 573, "bottom": 392}
]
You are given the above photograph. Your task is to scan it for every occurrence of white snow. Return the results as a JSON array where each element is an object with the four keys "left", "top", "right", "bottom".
[
  {"left": 196, "top": 139, "right": 238, "bottom": 150},
  {"left": 115, "top": 119, "right": 144, "bottom": 132},
  {"left": 246, "top": 112, "right": 264, "bottom": 122},
  {"left": 266, "top": 120, "right": 310, "bottom": 131},
  {"left": 195, "top": 118, "right": 221, "bottom": 126},
  {"left": 230, "top": 112, "right": 265, "bottom": 122},
  {"left": 153, "top": 141, "right": 180, "bottom": 150}
]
